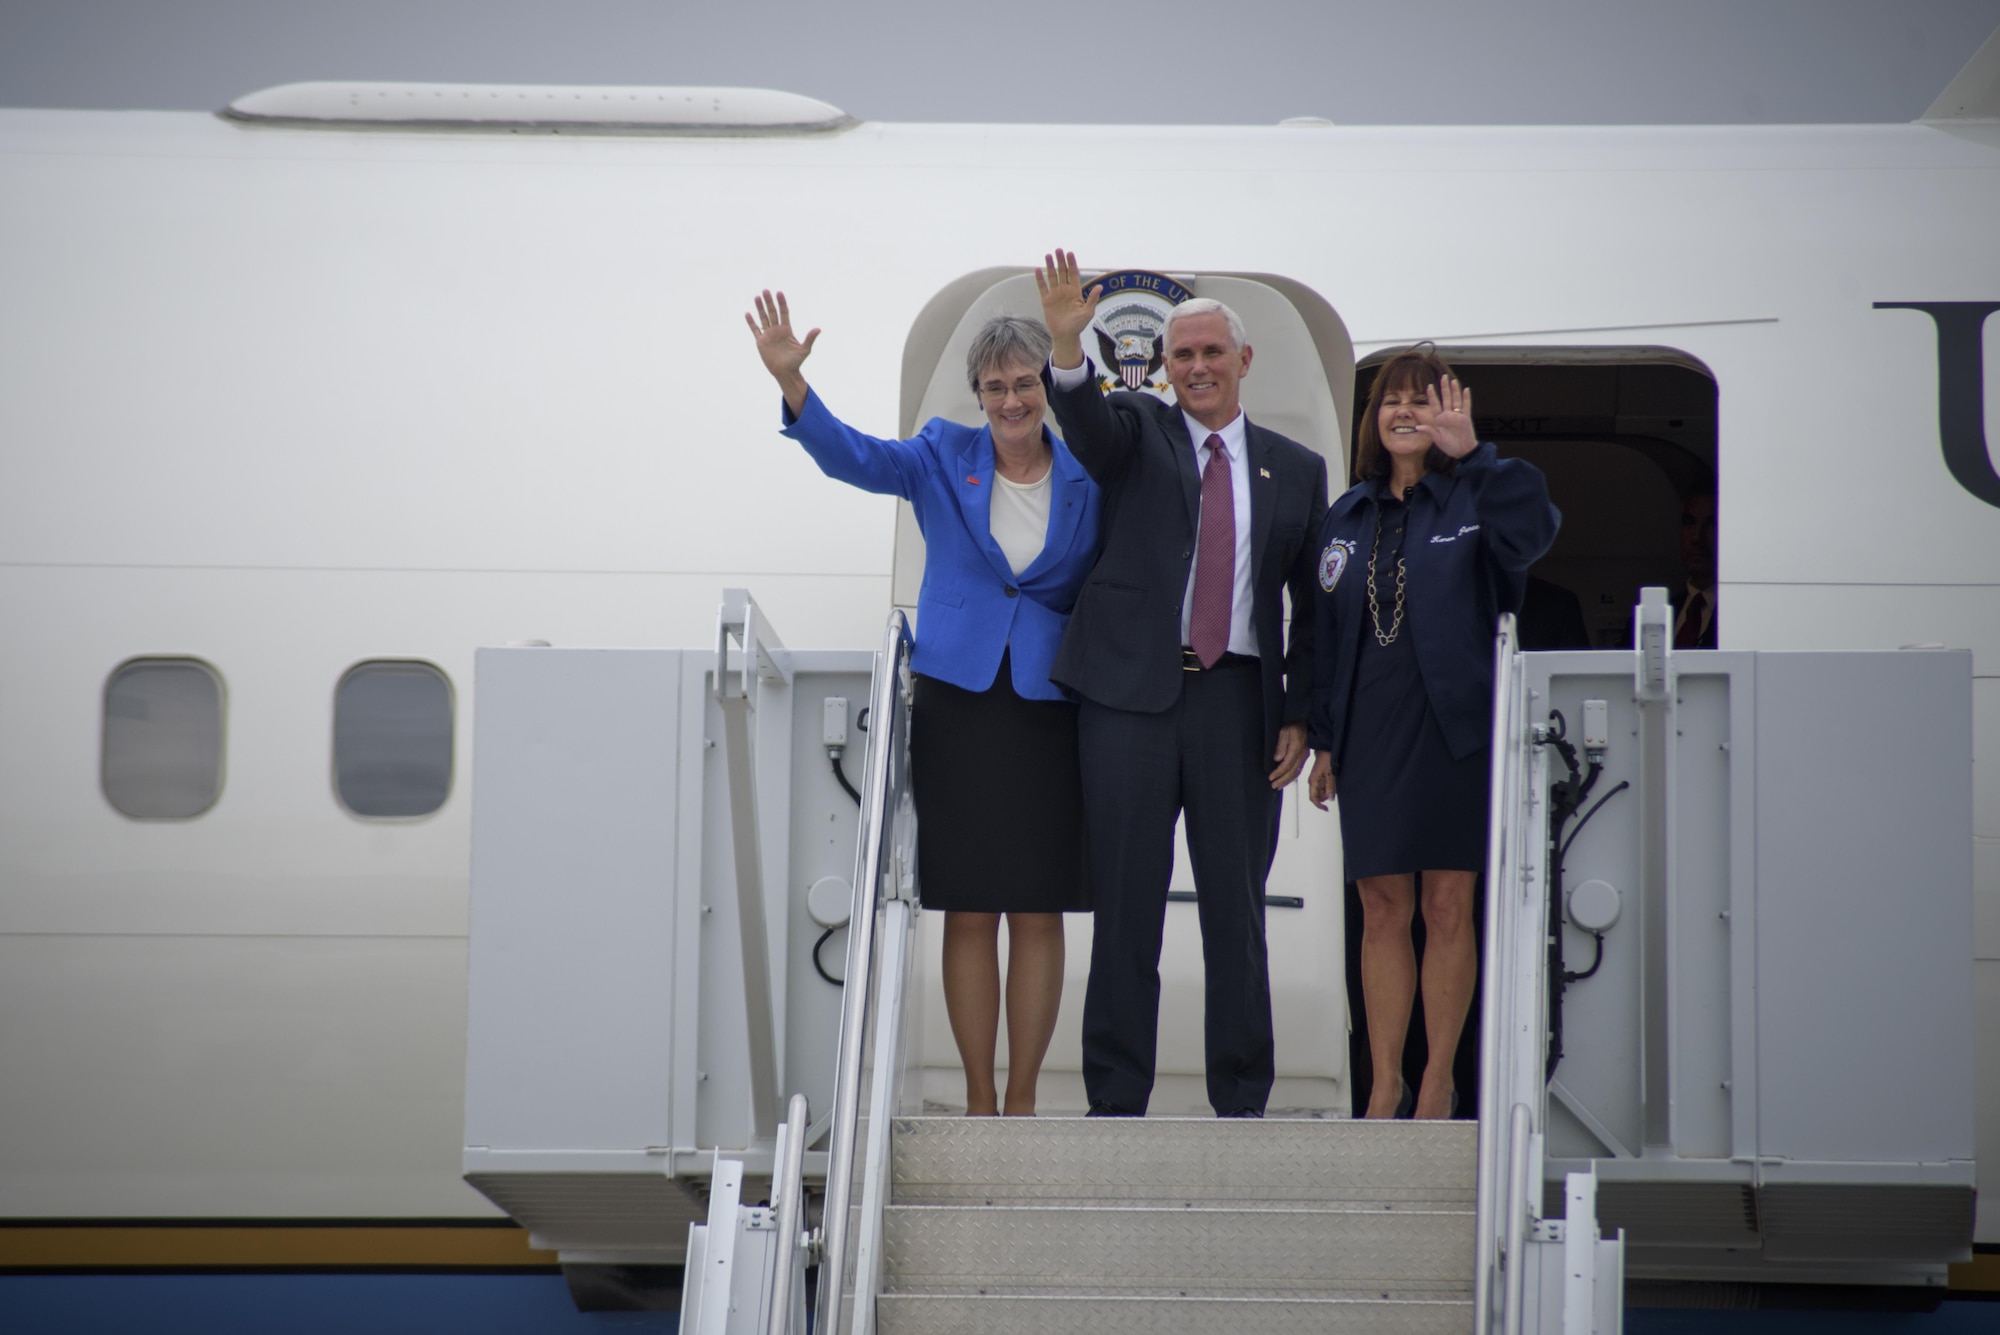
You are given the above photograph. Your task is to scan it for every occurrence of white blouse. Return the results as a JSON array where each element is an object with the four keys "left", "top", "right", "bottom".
[{"left": 989, "top": 466, "right": 1052, "bottom": 576}]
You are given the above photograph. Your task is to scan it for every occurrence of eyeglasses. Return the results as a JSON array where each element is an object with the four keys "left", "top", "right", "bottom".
[{"left": 977, "top": 377, "right": 1043, "bottom": 402}]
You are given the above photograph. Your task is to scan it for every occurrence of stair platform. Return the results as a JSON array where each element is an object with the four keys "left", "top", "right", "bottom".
[{"left": 875, "top": 1115, "right": 1478, "bottom": 1334}]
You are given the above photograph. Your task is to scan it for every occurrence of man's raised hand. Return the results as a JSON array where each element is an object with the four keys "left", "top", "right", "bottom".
[
  {"left": 745, "top": 290, "right": 819, "bottom": 415},
  {"left": 1034, "top": 250, "right": 1101, "bottom": 369},
  {"left": 1418, "top": 376, "right": 1478, "bottom": 459}
]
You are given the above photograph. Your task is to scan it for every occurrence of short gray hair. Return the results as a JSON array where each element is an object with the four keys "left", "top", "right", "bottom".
[
  {"left": 965, "top": 315, "right": 1054, "bottom": 391},
  {"left": 1162, "top": 297, "right": 1247, "bottom": 353}
]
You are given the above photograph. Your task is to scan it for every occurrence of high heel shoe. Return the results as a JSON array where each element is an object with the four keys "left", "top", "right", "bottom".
[{"left": 1395, "top": 1078, "right": 1415, "bottom": 1120}]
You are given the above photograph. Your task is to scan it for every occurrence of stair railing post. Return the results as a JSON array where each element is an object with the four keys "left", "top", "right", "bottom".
[
  {"left": 1474, "top": 615, "right": 1521, "bottom": 1333},
  {"left": 812, "top": 611, "right": 914, "bottom": 1335},
  {"left": 766, "top": 1093, "right": 810, "bottom": 1335},
  {"left": 1502, "top": 1101, "right": 1532, "bottom": 1335}
]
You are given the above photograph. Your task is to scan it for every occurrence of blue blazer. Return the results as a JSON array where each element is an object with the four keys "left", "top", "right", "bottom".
[
  {"left": 781, "top": 389, "right": 1102, "bottom": 701},
  {"left": 1309, "top": 443, "right": 1559, "bottom": 765}
]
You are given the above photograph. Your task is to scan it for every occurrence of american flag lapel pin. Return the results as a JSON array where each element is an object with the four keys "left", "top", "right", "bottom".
[{"left": 1258, "top": 467, "right": 1271, "bottom": 479}]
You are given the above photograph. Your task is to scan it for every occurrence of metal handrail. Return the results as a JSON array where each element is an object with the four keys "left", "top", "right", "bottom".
[
  {"left": 766, "top": 1093, "right": 810, "bottom": 1335},
  {"left": 1473, "top": 614, "right": 1528, "bottom": 1335},
  {"left": 1501, "top": 1102, "right": 1532, "bottom": 1335},
  {"left": 812, "top": 610, "right": 914, "bottom": 1334},
  {"left": 714, "top": 588, "right": 792, "bottom": 1139}
]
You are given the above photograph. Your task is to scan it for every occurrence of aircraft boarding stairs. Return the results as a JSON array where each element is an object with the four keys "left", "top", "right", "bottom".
[
  {"left": 674, "top": 601, "right": 1622, "bottom": 1335},
  {"left": 464, "top": 589, "right": 1972, "bottom": 1335},
  {"left": 867, "top": 1115, "right": 1479, "bottom": 1332}
]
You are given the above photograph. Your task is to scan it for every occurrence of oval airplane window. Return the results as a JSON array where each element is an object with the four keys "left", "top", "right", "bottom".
[
  {"left": 102, "top": 657, "right": 227, "bottom": 819},
  {"left": 333, "top": 660, "right": 454, "bottom": 819}
]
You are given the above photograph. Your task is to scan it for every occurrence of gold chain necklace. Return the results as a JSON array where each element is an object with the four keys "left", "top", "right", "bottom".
[{"left": 1367, "top": 498, "right": 1408, "bottom": 646}]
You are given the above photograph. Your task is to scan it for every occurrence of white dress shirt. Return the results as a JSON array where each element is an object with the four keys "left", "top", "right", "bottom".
[{"left": 1051, "top": 360, "right": 1258, "bottom": 656}]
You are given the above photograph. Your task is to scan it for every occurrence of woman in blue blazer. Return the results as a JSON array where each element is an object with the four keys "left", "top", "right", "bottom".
[
  {"left": 1305, "top": 345, "right": 1559, "bottom": 1121},
  {"left": 747, "top": 291, "right": 1101, "bottom": 1117}
]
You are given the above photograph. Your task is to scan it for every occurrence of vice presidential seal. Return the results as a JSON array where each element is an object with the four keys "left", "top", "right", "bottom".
[
  {"left": 1319, "top": 538, "right": 1355, "bottom": 592},
  {"left": 1085, "top": 271, "right": 1193, "bottom": 402}
]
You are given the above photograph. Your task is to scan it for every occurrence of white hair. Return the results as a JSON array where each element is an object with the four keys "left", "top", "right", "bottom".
[
  {"left": 1162, "top": 297, "right": 1247, "bottom": 352},
  {"left": 965, "top": 315, "right": 1053, "bottom": 391}
]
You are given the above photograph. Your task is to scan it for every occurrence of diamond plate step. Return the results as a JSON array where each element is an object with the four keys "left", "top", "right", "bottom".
[
  {"left": 881, "top": 1203, "right": 1474, "bottom": 1296},
  {"left": 890, "top": 1115, "right": 1476, "bottom": 1207},
  {"left": 876, "top": 1293, "right": 1474, "bottom": 1335}
]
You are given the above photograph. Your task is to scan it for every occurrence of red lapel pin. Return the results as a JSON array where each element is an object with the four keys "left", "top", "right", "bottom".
[{"left": 966, "top": 476, "right": 980, "bottom": 485}]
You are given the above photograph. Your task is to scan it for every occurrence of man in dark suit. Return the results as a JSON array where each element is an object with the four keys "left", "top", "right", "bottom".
[
  {"left": 1673, "top": 489, "right": 1718, "bottom": 648},
  {"left": 1035, "top": 251, "right": 1328, "bottom": 1117}
]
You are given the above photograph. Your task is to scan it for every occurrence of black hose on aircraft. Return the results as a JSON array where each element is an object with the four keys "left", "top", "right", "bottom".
[
  {"left": 830, "top": 752, "right": 862, "bottom": 805},
  {"left": 815, "top": 734, "right": 866, "bottom": 986},
  {"left": 1537, "top": 711, "right": 1631, "bottom": 1078},
  {"left": 1554, "top": 781, "right": 1628, "bottom": 989},
  {"left": 813, "top": 925, "right": 845, "bottom": 986},
  {"left": 1544, "top": 771, "right": 1624, "bottom": 991},
  {"left": 1539, "top": 711, "right": 1591, "bottom": 1080}
]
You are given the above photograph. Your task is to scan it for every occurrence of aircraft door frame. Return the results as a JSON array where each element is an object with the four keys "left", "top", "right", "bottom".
[{"left": 895, "top": 268, "right": 1357, "bottom": 613}]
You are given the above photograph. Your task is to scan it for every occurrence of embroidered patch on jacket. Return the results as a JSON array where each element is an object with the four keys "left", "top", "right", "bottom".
[{"left": 1318, "top": 538, "right": 1355, "bottom": 592}]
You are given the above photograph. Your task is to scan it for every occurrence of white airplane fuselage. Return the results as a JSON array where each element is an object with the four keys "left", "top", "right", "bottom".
[{"left": 1, "top": 107, "right": 1995, "bottom": 1241}]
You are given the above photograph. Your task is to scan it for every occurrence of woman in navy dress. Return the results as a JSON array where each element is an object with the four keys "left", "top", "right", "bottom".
[
  {"left": 1306, "top": 345, "right": 1558, "bottom": 1119},
  {"left": 747, "top": 292, "right": 1100, "bottom": 1117}
]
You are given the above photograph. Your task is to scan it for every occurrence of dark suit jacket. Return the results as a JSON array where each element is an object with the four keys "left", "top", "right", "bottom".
[
  {"left": 1671, "top": 583, "right": 1719, "bottom": 648},
  {"left": 1044, "top": 371, "right": 1330, "bottom": 756}
]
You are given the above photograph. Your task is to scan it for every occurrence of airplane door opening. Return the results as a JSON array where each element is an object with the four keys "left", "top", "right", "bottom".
[
  {"left": 893, "top": 268, "right": 1361, "bottom": 1112},
  {"left": 1354, "top": 348, "right": 1720, "bottom": 649}
]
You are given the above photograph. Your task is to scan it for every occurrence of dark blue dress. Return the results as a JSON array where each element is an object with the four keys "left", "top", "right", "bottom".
[
  {"left": 1336, "top": 494, "right": 1490, "bottom": 878},
  {"left": 1307, "top": 448, "right": 1561, "bottom": 881}
]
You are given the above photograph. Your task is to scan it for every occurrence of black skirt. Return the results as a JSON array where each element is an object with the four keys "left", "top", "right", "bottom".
[
  {"left": 1337, "top": 615, "right": 1489, "bottom": 881},
  {"left": 909, "top": 652, "right": 1090, "bottom": 914}
]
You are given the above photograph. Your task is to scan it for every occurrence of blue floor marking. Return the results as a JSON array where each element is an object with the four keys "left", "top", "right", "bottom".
[
  {"left": 7, "top": 1275, "right": 1998, "bottom": 1334},
  {"left": 0, "top": 1275, "right": 678, "bottom": 1334},
  {"left": 1629, "top": 1303, "right": 2000, "bottom": 1333}
]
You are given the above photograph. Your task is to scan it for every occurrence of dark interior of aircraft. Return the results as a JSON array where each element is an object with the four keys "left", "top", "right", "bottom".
[{"left": 1352, "top": 350, "right": 1720, "bottom": 648}]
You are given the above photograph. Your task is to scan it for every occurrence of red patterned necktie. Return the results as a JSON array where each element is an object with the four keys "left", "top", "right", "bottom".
[{"left": 1189, "top": 434, "right": 1235, "bottom": 668}]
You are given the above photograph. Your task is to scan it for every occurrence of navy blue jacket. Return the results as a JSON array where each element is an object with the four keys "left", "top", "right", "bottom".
[
  {"left": 1308, "top": 444, "right": 1559, "bottom": 766},
  {"left": 782, "top": 389, "right": 1102, "bottom": 701}
]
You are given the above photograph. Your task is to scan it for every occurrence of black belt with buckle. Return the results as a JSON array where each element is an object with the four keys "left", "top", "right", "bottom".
[{"left": 1182, "top": 648, "right": 1256, "bottom": 672}]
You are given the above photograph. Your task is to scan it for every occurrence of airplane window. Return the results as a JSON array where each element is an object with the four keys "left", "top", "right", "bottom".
[
  {"left": 333, "top": 660, "right": 454, "bottom": 819},
  {"left": 102, "top": 658, "right": 226, "bottom": 819}
]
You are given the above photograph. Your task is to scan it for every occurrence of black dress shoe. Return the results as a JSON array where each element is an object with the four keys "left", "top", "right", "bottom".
[
  {"left": 1219, "top": 1107, "right": 1264, "bottom": 1118},
  {"left": 1087, "top": 1101, "right": 1137, "bottom": 1118}
]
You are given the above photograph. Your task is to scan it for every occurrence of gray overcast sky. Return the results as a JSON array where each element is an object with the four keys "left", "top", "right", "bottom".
[{"left": 2, "top": 0, "right": 1998, "bottom": 126}]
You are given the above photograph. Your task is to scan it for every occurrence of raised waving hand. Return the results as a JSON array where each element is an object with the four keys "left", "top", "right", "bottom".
[
  {"left": 1416, "top": 376, "right": 1478, "bottom": 459},
  {"left": 745, "top": 289, "right": 819, "bottom": 416},
  {"left": 1034, "top": 250, "right": 1102, "bottom": 369}
]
